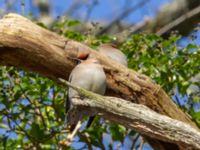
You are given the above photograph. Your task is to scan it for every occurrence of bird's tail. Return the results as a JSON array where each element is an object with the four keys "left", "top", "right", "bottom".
[
  {"left": 64, "top": 95, "right": 70, "bottom": 126},
  {"left": 86, "top": 116, "right": 95, "bottom": 128}
]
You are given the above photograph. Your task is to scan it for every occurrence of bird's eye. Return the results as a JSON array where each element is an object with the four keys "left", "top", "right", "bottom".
[
  {"left": 76, "top": 59, "right": 82, "bottom": 64},
  {"left": 71, "top": 58, "right": 81, "bottom": 65}
]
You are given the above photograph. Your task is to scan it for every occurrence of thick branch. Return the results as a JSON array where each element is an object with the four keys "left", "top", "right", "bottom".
[
  {"left": 0, "top": 13, "right": 199, "bottom": 149},
  {"left": 59, "top": 78, "right": 200, "bottom": 149},
  {"left": 114, "top": 0, "right": 200, "bottom": 41},
  {"left": 156, "top": 5, "right": 200, "bottom": 37},
  {"left": 151, "top": 0, "right": 200, "bottom": 36}
]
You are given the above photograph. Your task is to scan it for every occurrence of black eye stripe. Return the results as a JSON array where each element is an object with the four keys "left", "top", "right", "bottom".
[{"left": 82, "top": 54, "right": 89, "bottom": 60}]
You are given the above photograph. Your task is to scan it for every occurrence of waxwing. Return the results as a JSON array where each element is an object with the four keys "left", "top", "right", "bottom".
[
  {"left": 66, "top": 56, "right": 106, "bottom": 129},
  {"left": 97, "top": 43, "right": 128, "bottom": 67}
]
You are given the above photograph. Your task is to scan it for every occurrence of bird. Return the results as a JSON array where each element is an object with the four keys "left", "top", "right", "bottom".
[
  {"left": 66, "top": 56, "right": 107, "bottom": 130},
  {"left": 83, "top": 43, "right": 128, "bottom": 128},
  {"left": 97, "top": 43, "right": 128, "bottom": 67}
]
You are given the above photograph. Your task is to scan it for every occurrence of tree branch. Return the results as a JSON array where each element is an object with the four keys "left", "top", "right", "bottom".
[
  {"left": 0, "top": 13, "right": 199, "bottom": 149},
  {"left": 97, "top": 0, "right": 149, "bottom": 35},
  {"left": 114, "top": 0, "right": 200, "bottom": 41},
  {"left": 58, "top": 78, "right": 200, "bottom": 149},
  {"left": 156, "top": 5, "right": 200, "bottom": 37}
]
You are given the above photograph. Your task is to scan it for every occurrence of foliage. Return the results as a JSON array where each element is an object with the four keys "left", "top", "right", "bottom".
[
  {"left": 0, "top": 18, "right": 200, "bottom": 149},
  {"left": 0, "top": 67, "right": 65, "bottom": 149},
  {"left": 122, "top": 34, "right": 200, "bottom": 94}
]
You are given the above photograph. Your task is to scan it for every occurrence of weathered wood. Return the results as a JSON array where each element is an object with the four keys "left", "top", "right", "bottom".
[
  {"left": 0, "top": 13, "right": 199, "bottom": 149},
  {"left": 59, "top": 78, "right": 200, "bottom": 149}
]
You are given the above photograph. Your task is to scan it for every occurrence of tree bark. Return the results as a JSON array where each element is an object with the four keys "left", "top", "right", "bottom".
[
  {"left": 0, "top": 13, "right": 199, "bottom": 149},
  {"left": 114, "top": 0, "right": 200, "bottom": 41},
  {"left": 59, "top": 78, "right": 200, "bottom": 149},
  {"left": 147, "top": 0, "right": 200, "bottom": 36}
]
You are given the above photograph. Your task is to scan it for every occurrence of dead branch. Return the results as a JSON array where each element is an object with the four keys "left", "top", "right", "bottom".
[{"left": 97, "top": 0, "right": 149, "bottom": 35}]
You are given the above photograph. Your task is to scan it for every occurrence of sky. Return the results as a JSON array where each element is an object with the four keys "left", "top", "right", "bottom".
[{"left": 0, "top": 0, "right": 171, "bottom": 23}]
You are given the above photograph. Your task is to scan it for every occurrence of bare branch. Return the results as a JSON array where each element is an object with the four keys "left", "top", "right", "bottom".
[
  {"left": 83, "top": 0, "right": 98, "bottom": 22},
  {"left": 97, "top": 0, "right": 150, "bottom": 35},
  {"left": 114, "top": 0, "right": 200, "bottom": 42},
  {"left": 156, "top": 5, "right": 200, "bottom": 36}
]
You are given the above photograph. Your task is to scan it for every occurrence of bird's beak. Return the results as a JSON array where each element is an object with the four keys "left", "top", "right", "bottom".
[
  {"left": 73, "top": 58, "right": 82, "bottom": 65},
  {"left": 76, "top": 60, "right": 82, "bottom": 64},
  {"left": 68, "top": 57, "right": 82, "bottom": 65}
]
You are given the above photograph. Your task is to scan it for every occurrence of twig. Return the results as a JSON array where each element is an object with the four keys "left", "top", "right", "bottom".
[
  {"left": 97, "top": 0, "right": 150, "bottom": 35},
  {"left": 77, "top": 132, "right": 92, "bottom": 150},
  {"left": 138, "top": 136, "right": 144, "bottom": 150},
  {"left": 156, "top": 5, "right": 200, "bottom": 36},
  {"left": 59, "top": 121, "right": 82, "bottom": 147},
  {"left": 84, "top": 0, "right": 98, "bottom": 22},
  {"left": 130, "top": 133, "right": 140, "bottom": 150},
  {"left": 64, "top": 0, "right": 84, "bottom": 16},
  {"left": 114, "top": 20, "right": 149, "bottom": 43}
]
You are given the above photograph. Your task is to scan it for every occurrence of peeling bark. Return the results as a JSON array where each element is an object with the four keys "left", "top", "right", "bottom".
[{"left": 59, "top": 78, "right": 200, "bottom": 149}]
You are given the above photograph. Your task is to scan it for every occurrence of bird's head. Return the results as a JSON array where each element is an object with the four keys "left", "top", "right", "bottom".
[
  {"left": 77, "top": 50, "right": 90, "bottom": 60},
  {"left": 71, "top": 49, "right": 90, "bottom": 65},
  {"left": 83, "top": 57, "right": 100, "bottom": 64}
]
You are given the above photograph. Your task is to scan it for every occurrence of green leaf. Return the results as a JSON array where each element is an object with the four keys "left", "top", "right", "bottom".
[
  {"left": 190, "top": 110, "right": 200, "bottom": 127},
  {"left": 109, "top": 123, "right": 126, "bottom": 142},
  {"left": 29, "top": 123, "right": 45, "bottom": 140},
  {"left": 0, "top": 123, "right": 7, "bottom": 129},
  {"left": 67, "top": 20, "right": 80, "bottom": 27},
  {"left": 36, "top": 22, "right": 48, "bottom": 29},
  {"left": 186, "top": 44, "right": 198, "bottom": 50}
]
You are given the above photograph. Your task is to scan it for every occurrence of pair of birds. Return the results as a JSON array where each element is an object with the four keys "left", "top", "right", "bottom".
[{"left": 66, "top": 43, "right": 128, "bottom": 129}]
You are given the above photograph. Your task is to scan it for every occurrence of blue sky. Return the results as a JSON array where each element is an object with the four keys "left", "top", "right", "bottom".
[{"left": 0, "top": 0, "right": 170, "bottom": 23}]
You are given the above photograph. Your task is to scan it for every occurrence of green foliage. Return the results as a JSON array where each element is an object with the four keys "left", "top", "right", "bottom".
[
  {"left": 82, "top": 117, "right": 106, "bottom": 149},
  {"left": 122, "top": 34, "right": 200, "bottom": 95},
  {"left": 0, "top": 67, "right": 66, "bottom": 149},
  {"left": 1, "top": 18, "right": 200, "bottom": 149},
  {"left": 109, "top": 123, "right": 126, "bottom": 142},
  {"left": 51, "top": 18, "right": 85, "bottom": 41},
  {"left": 121, "top": 34, "right": 200, "bottom": 129}
]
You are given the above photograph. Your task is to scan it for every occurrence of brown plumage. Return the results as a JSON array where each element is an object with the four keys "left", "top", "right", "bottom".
[{"left": 98, "top": 43, "right": 128, "bottom": 67}]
